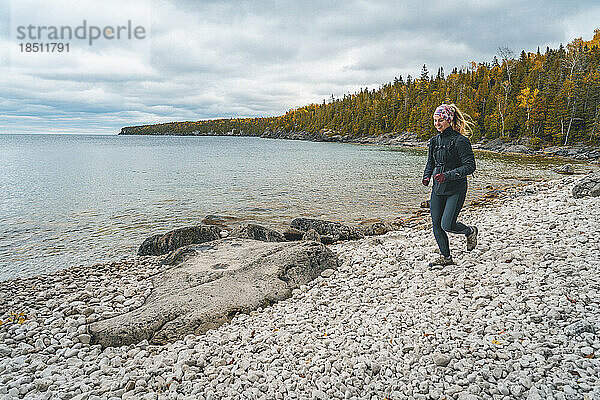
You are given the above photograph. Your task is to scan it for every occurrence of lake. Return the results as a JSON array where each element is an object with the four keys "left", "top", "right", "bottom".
[{"left": 0, "top": 134, "right": 586, "bottom": 281}]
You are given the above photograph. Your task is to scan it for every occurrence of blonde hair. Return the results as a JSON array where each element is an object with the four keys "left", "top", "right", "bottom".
[{"left": 448, "top": 103, "right": 475, "bottom": 136}]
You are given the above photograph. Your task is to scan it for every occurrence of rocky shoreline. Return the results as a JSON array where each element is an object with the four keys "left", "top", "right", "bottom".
[
  {"left": 275, "top": 131, "right": 600, "bottom": 162},
  {"left": 129, "top": 128, "right": 600, "bottom": 162},
  {"left": 1, "top": 176, "right": 599, "bottom": 399}
]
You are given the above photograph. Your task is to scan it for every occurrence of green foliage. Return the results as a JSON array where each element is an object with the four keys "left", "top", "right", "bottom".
[{"left": 121, "top": 31, "right": 600, "bottom": 146}]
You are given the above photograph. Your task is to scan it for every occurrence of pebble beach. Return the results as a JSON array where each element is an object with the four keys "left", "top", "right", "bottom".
[{"left": 1, "top": 176, "right": 599, "bottom": 400}]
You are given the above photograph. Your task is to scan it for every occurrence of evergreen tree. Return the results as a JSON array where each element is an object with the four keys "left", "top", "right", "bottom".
[{"left": 121, "top": 31, "right": 600, "bottom": 146}]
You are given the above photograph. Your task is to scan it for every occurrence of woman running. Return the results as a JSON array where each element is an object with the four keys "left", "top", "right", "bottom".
[{"left": 423, "top": 103, "right": 478, "bottom": 266}]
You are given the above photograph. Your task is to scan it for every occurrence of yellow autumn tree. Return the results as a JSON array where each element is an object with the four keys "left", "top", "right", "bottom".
[{"left": 517, "top": 87, "right": 539, "bottom": 132}]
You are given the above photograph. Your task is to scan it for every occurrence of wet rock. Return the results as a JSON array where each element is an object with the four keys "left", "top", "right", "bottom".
[
  {"left": 231, "top": 223, "right": 285, "bottom": 242},
  {"left": 320, "top": 235, "right": 335, "bottom": 245},
  {"left": 138, "top": 225, "right": 222, "bottom": 256},
  {"left": 283, "top": 227, "right": 305, "bottom": 241},
  {"left": 290, "top": 218, "right": 364, "bottom": 241},
  {"left": 302, "top": 229, "right": 321, "bottom": 242},
  {"left": 201, "top": 215, "right": 238, "bottom": 228},
  {"left": 362, "top": 222, "right": 394, "bottom": 236}
]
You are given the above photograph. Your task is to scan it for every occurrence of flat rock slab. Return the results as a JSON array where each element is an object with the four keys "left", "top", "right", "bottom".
[{"left": 89, "top": 238, "right": 338, "bottom": 347}]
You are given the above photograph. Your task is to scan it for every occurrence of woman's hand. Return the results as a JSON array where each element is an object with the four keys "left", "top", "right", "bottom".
[
  {"left": 433, "top": 173, "right": 446, "bottom": 183},
  {"left": 422, "top": 177, "right": 430, "bottom": 186}
]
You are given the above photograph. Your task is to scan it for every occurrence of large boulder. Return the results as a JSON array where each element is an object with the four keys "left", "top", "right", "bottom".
[
  {"left": 290, "top": 218, "right": 364, "bottom": 241},
  {"left": 362, "top": 222, "right": 395, "bottom": 236},
  {"left": 283, "top": 227, "right": 305, "bottom": 241},
  {"left": 572, "top": 172, "right": 600, "bottom": 198},
  {"left": 137, "top": 225, "right": 222, "bottom": 256},
  {"left": 231, "top": 223, "right": 285, "bottom": 242},
  {"left": 89, "top": 238, "right": 338, "bottom": 347},
  {"left": 302, "top": 229, "right": 321, "bottom": 242}
]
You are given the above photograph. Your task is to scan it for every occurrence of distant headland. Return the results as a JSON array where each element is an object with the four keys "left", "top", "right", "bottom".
[{"left": 120, "top": 30, "right": 600, "bottom": 160}]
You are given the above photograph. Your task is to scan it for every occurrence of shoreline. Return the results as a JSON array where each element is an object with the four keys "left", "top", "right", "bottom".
[
  {"left": 1, "top": 175, "right": 599, "bottom": 399},
  {"left": 0, "top": 176, "right": 559, "bottom": 285},
  {"left": 118, "top": 131, "right": 600, "bottom": 163},
  {"left": 6, "top": 133, "right": 593, "bottom": 284}
]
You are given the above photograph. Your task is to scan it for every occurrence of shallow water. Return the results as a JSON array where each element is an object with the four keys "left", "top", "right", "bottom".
[{"left": 0, "top": 134, "right": 592, "bottom": 280}]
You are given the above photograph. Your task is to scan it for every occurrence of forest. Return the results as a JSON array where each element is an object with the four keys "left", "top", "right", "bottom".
[{"left": 120, "top": 30, "right": 600, "bottom": 147}]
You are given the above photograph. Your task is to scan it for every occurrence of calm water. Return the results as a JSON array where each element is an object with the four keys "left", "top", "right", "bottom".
[{"left": 0, "top": 134, "right": 590, "bottom": 281}]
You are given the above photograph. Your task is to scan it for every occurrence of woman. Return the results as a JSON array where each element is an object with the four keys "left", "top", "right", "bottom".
[{"left": 422, "top": 103, "right": 478, "bottom": 266}]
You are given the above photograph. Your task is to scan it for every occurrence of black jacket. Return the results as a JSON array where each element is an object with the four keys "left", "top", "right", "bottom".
[{"left": 423, "top": 127, "right": 476, "bottom": 195}]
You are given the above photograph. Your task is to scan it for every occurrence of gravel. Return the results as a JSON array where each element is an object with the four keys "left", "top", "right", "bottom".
[{"left": 1, "top": 176, "right": 599, "bottom": 400}]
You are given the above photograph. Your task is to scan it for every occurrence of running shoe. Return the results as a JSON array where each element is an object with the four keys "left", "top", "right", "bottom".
[
  {"left": 466, "top": 226, "right": 478, "bottom": 251},
  {"left": 428, "top": 255, "right": 455, "bottom": 267}
]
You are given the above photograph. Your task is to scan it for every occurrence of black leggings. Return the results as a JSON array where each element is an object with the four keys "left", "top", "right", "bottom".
[{"left": 430, "top": 190, "right": 471, "bottom": 257}]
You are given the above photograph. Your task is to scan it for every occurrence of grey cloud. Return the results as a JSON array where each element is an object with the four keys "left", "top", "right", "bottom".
[{"left": 1, "top": 0, "right": 600, "bottom": 133}]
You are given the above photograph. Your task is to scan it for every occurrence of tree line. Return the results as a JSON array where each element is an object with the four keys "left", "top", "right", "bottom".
[{"left": 120, "top": 30, "right": 600, "bottom": 147}]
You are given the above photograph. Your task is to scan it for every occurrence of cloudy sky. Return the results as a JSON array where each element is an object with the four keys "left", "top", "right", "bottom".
[{"left": 1, "top": 0, "right": 599, "bottom": 135}]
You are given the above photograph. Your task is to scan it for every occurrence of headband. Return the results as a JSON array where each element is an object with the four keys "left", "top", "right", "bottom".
[{"left": 433, "top": 104, "right": 454, "bottom": 122}]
